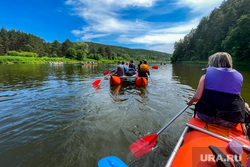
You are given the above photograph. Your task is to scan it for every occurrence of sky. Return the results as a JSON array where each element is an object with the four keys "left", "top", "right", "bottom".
[{"left": 0, "top": 0, "right": 225, "bottom": 53}]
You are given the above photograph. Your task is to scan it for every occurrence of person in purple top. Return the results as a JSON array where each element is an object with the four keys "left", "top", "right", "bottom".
[{"left": 187, "top": 52, "right": 250, "bottom": 127}]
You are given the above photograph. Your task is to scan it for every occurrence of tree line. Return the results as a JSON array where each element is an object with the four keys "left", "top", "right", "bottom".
[
  {"left": 0, "top": 28, "right": 171, "bottom": 62},
  {"left": 171, "top": 0, "right": 250, "bottom": 63}
]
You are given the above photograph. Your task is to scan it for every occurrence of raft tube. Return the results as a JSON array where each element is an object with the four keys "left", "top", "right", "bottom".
[
  {"left": 165, "top": 117, "right": 250, "bottom": 167},
  {"left": 110, "top": 76, "right": 121, "bottom": 85},
  {"left": 135, "top": 77, "right": 147, "bottom": 86}
]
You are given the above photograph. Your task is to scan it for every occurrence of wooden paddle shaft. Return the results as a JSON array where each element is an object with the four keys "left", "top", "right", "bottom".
[
  {"left": 157, "top": 105, "right": 190, "bottom": 135},
  {"left": 186, "top": 123, "right": 250, "bottom": 152}
]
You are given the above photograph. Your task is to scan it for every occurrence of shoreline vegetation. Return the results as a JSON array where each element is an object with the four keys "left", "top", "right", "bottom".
[
  {"left": 171, "top": 0, "right": 249, "bottom": 64},
  {"left": 0, "top": 50, "right": 169, "bottom": 64},
  {"left": 0, "top": 28, "right": 172, "bottom": 64},
  {"left": 0, "top": 55, "right": 119, "bottom": 64},
  {"left": 0, "top": 55, "right": 248, "bottom": 66},
  {"left": 0, "top": 55, "right": 164, "bottom": 64}
]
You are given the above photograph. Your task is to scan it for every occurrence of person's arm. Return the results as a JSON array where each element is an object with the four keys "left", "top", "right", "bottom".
[
  {"left": 187, "top": 75, "right": 205, "bottom": 106},
  {"left": 246, "top": 102, "right": 250, "bottom": 111}
]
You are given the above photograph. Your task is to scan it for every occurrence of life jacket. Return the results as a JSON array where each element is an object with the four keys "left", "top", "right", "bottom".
[
  {"left": 195, "top": 67, "right": 250, "bottom": 123},
  {"left": 139, "top": 64, "right": 149, "bottom": 77},
  {"left": 140, "top": 64, "right": 149, "bottom": 73}
]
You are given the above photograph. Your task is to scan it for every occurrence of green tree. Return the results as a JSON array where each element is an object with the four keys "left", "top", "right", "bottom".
[
  {"left": 0, "top": 36, "right": 4, "bottom": 55},
  {"left": 9, "top": 29, "right": 19, "bottom": 51},
  {"left": 51, "top": 51, "right": 57, "bottom": 57},
  {"left": 24, "top": 44, "right": 33, "bottom": 52},
  {"left": 66, "top": 47, "right": 77, "bottom": 59},
  {"left": 98, "top": 47, "right": 105, "bottom": 58},
  {"left": 93, "top": 53, "right": 102, "bottom": 60},
  {"left": 75, "top": 42, "right": 88, "bottom": 53},
  {"left": 62, "top": 39, "right": 73, "bottom": 56},
  {"left": 222, "top": 14, "right": 250, "bottom": 61},
  {"left": 105, "top": 46, "right": 112, "bottom": 59},
  {"left": 76, "top": 50, "right": 85, "bottom": 61},
  {"left": 0, "top": 27, "right": 10, "bottom": 53},
  {"left": 52, "top": 40, "right": 61, "bottom": 56},
  {"left": 111, "top": 52, "right": 117, "bottom": 60},
  {"left": 89, "top": 47, "right": 96, "bottom": 54},
  {"left": 171, "top": 0, "right": 250, "bottom": 63}
]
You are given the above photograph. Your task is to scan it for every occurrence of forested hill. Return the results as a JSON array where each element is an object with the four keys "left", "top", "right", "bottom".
[
  {"left": 0, "top": 28, "right": 171, "bottom": 62},
  {"left": 86, "top": 42, "right": 171, "bottom": 61},
  {"left": 171, "top": 0, "right": 250, "bottom": 63}
]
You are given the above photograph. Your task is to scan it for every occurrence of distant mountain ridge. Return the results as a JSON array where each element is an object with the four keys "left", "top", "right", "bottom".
[
  {"left": 86, "top": 42, "right": 172, "bottom": 61},
  {"left": 0, "top": 27, "right": 171, "bottom": 62}
]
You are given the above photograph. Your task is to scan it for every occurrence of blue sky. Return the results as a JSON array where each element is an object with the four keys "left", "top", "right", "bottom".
[{"left": 0, "top": 0, "right": 224, "bottom": 53}]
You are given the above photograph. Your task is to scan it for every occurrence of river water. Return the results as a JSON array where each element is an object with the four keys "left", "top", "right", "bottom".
[{"left": 0, "top": 63, "right": 249, "bottom": 167}]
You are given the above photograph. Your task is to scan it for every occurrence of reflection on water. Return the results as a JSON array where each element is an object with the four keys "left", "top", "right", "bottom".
[
  {"left": 0, "top": 63, "right": 249, "bottom": 167},
  {"left": 110, "top": 84, "right": 148, "bottom": 102},
  {"left": 172, "top": 64, "right": 206, "bottom": 89},
  {"left": 171, "top": 63, "right": 250, "bottom": 102}
]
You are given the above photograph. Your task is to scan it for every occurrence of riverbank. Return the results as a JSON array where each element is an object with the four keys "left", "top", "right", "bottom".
[
  {"left": 0, "top": 56, "right": 118, "bottom": 64},
  {"left": 0, "top": 56, "right": 163, "bottom": 64},
  {"left": 0, "top": 56, "right": 80, "bottom": 64}
]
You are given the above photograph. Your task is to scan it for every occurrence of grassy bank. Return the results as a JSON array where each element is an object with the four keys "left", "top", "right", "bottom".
[
  {"left": 0, "top": 55, "right": 169, "bottom": 64},
  {"left": 0, "top": 56, "right": 82, "bottom": 64},
  {"left": 0, "top": 56, "right": 151, "bottom": 64},
  {"left": 84, "top": 58, "right": 119, "bottom": 64}
]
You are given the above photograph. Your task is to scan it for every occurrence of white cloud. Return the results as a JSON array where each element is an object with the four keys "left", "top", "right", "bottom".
[
  {"left": 177, "top": 0, "right": 223, "bottom": 14},
  {"left": 80, "top": 33, "right": 110, "bottom": 40},
  {"left": 65, "top": 0, "right": 76, "bottom": 5},
  {"left": 118, "top": 18, "right": 197, "bottom": 45},
  {"left": 153, "top": 18, "right": 199, "bottom": 34},
  {"left": 151, "top": 44, "right": 175, "bottom": 53},
  {"left": 67, "top": 0, "right": 151, "bottom": 36},
  {"left": 66, "top": 0, "right": 224, "bottom": 53},
  {"left": 119, "top": 0, "right": 157, "bottom": 7},
  {"left": 130, "top": 34, "right": 186, "bottom": 44}
]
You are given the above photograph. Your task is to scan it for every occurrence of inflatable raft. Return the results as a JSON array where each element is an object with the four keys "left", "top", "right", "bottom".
[
  {"left": 165, "top": 116, "right": 250, "bottom": 167},
  {"left": 110, "top": 74, "right": 147, "bottom": 87}
]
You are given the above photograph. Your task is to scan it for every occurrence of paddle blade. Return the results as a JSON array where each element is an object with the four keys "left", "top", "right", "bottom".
[
  {"left": 92, "top": 79, "right": 101, "bottom": 86},
  {"left": 152, "top": 66, "right": 158, "bottom": 69},
  {"left": 129, "top": 134, "right": 158, "bottom": 158},
  {"left": 103, "top": 71, "right": 110, "bottom": 76},
  {"left": 98, "top": 156, "right": 128, "bottom": 167}
]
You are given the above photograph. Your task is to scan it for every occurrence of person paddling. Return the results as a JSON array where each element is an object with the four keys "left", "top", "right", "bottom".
[
  {"left": 128, "top": 60, "right": 136, "bottom": 75},
  {"left": 112, "top": 61, "right": 124, "bottom": 76},
  {"left": 138, "top": 60, "right": 150, "bottom": 80},
  {"left": 137, "top": 61, "right": 142, "bottom": 72},
  {"left": 187, "top": 52, "right": 250, "bottom": 127},
  {"left": 122, "top": 61, "right": 129, "bottom": 75}
]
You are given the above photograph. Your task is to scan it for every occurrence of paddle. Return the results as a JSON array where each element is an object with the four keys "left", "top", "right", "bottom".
[
  {"left": 92, "top": 72, "right": 110, "bottom": 86},
  {"left": 129, "top": 105, "right": 190, "bottom": 158},
  {"left": 148, "top": 66, "right": 158, "bottom": 84},
  {"left": 98, "top": 156, "right": 128, "bottom": 167},
  {"left": 149, "top": 75, "right": 157, "bottom": 85}
]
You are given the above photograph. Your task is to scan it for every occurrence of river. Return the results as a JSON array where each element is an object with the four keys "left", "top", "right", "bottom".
[{"left": 0, "top": 63, "right": 249, "bottom": 167}]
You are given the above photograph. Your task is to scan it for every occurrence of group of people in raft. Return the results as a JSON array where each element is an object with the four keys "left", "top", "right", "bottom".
[
  {"left": 187, "top": 52, "right": 250, "bottom": 128},
  {"left": 112, "top": 52, "right": 250, "bottom": 128},
  {"left": 112, "top": 60, "right": 150, "bottom": 79}
]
